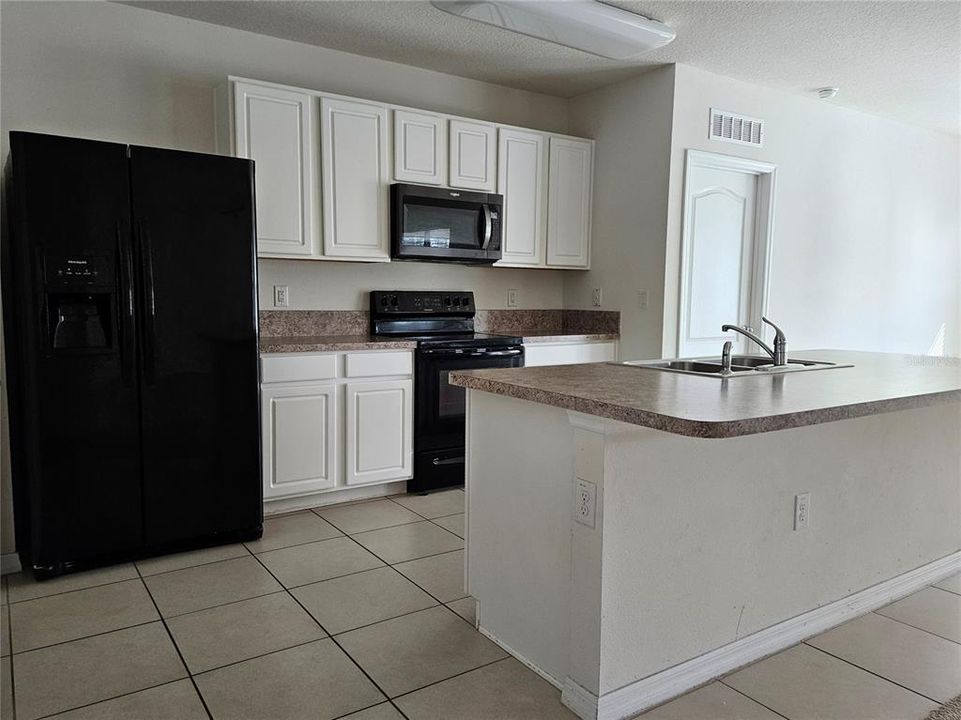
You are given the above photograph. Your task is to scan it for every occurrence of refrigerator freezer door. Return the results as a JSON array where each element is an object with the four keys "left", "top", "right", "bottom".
[
  {"left": 128, "top": 147, "right": 262, "bottom": 546},
  {"left": 3, "top": 132, "right": 143, "bottom": 571}
]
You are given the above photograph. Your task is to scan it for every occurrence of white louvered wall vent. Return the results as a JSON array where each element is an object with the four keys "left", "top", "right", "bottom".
[{"left": 709, "top": 108, "right": 764, "bottom": 147}]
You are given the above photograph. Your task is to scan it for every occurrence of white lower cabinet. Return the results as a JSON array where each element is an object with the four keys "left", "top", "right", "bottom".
[
  {"left": 523, "top": 341, "right": 617, "bottom": 368},
  {"left": 345, "top": 379, "right": 413, "bottom": 486},
  {"left": 261, "top": 351, "right": 414, "bottom": 501},
  {"left": 262, "top": 382, "right": 337, "bottom": 499}
]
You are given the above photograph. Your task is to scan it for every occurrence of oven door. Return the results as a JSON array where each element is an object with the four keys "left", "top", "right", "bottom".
[
  {"left": 391, "top": 184, "right": 502, "bottom": 263},
  {"left": 412, "top": 345, "right": 523, "bottom": 492},
  {"left": 415, "top": 346, "right": 523, "bottom": 453}
]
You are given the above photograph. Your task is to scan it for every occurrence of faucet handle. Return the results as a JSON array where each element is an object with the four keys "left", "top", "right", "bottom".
[{"left": 761, "top": 316, "right": 785, "bottom": 341}]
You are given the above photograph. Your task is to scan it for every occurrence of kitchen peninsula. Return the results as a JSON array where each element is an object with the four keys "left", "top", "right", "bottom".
[{"left": 450, "top": 351, "right": 961, "bottom": 720}]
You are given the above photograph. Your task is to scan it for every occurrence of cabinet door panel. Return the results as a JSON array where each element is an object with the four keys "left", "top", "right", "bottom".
[
  {"left": 321, "top": 97, "right": 390, "bottom": 260},
  {"left": 449, "top": 120, "right": 496, "bottom": 191},
  {"left": 262, "top": 383, "right": 337, "bottom": 498},
  {"left": 346, "top": 380, "right": 413, "bottom": 486},
  {"left": 496, "top": 128, "right": 547, "bottom": 267},
  {"left": 394, "top": 110, "right": 446, "bottom": 185},
  {"left": 546, "top": 137, "right": 593, "bottom": 268},
  {"left": 233, "top": 82, "right": 318, "bottom": 256}
]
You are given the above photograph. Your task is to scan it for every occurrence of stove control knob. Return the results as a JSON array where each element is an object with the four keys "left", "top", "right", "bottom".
[
  {"left": 381, "top": 297, "right": 389, "bottom": 306},
  {"left": 390, "top": 296, "right": 399, "bottom": 307},
  {"left": 443, "top": 296, "right": 451, "bottom": 305}
]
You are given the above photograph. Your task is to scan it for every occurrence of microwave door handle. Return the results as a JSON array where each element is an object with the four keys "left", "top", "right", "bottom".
[{"left": 481, "top": 205, "right": 493, "bottom": 249}]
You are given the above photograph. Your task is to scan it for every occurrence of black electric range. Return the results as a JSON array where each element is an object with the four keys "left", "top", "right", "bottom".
[{"left": 370, "top": 291, "right": 524, "bottom": 493}]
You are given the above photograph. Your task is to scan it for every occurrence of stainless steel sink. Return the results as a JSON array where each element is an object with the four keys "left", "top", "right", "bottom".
[{"left": 613, "top": 355, "right": 852, "bottom": 377}]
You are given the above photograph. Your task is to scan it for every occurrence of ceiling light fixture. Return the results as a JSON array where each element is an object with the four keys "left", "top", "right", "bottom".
[
  {"left": 430, "top": 1, "right": 676, "bottom": 60},
  {"left": 816, "top": 87, "right": 839, "bottom": 99}
]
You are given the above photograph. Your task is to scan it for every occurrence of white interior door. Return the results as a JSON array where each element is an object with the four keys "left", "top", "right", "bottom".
[{"left": 679, "top": 162, "right": 761, "bottom": 358}]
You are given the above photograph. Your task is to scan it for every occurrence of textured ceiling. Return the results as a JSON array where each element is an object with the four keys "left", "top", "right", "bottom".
[{"left": 125, "top": 1, "right": 960, "bottom": 134}]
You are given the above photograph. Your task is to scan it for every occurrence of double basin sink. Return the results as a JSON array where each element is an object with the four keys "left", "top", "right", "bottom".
[{"left": 614, "top": 355, "right": 852, "bottom": 378}]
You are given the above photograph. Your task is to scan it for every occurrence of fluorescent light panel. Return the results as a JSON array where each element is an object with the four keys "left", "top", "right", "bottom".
[{"left": 431, "top": 0, "right": 675, "bottom": 59}]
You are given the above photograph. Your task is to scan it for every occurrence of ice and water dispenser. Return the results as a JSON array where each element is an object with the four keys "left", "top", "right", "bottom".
[{"left": 42, "top": 254, "right": 115, "bottom": 352}]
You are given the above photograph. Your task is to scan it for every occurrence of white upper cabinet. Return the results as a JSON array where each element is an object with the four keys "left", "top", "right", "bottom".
[
  {"left": 227, "top": 78, "right": 594, "bottom": 268},
  {"left": 546, "top": 137, "right": 593, "bottom": 269},
  {"left": 496, "top": 128, "right": 548, "bottom": 267},
  {"left": 393, "top": 110, "right": 447, "bottom": 186},
  {"left": 233, "top": 82, "right": 318, "bottom": 257},
  {"left": 321, "top": 97, "right": 390, "bottom": 261},
  {"left": 449, "top": 120, "right": 497, "bottom": 191}
]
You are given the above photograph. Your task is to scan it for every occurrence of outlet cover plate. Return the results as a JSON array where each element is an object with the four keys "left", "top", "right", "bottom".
[
  {"left": 575, "top": 478, "right": 597, "bottom": 528},
  {"left": 273, "top": 285, "right": 290, "bottom": 308}
]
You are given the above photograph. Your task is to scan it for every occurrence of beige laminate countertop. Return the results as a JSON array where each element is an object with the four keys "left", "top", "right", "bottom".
[
  {"left": 260, "top": 332, "right": 618, "bottom": 353},
  {"left": 260, "top": 335, "right": 417, "bottom": 353},
  {"left": 449, "top": 350, "right": 961, "bottom": 438},
  {"left": 514, "top": 331, "right": 618, "bottom": 344}
]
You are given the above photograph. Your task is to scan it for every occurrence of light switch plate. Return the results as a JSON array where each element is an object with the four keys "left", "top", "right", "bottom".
[
  {"left": 638, "top": 289, "right": 649, "bottom": 309},
  {"left": 794, "top": 492, "right": 810, "bottom": 530}
]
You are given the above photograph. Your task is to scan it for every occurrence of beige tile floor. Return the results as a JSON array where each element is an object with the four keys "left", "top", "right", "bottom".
[{"left": 0, "top": 487, "right": 956, "bottom": 720}]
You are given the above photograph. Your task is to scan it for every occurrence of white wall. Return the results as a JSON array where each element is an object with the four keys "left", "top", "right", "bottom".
[
  {"left": 0, "top": 0, "right": 571, "bottom": 312},
  {"left": 565, "top": 66, "right": 676, "bottom": 360},
  {"left": 663, "top": 64, "right": 961, "bottom": 357}
]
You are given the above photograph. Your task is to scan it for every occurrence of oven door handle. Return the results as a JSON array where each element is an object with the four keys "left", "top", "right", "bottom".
[
  {"left": 472, "top": 349, "right": 522, "bottom": 356},
  {"left": 432, "top": 455, "right": 465, "bottom": 467},
  {"left": 481, "top": 205, "right": 493, "bottom": 250}
]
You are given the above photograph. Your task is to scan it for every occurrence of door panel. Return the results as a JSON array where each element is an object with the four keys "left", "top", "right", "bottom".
[
  {"left": 394, "top": 110, "right": 446, "bottom": 185},
  {"left": 449, "top": 120, "right": 496, "bottom": 191},
  {"left": 546, "top": 137, "right": 593, "bottom": 268},
  {"left": 496, "top": 129, "right": 547, "bottom": 267},
  {"left": 680, "top": 164, "right": 757, "bottom": 358},
  {"left": 321, "top": 97, "right": 390, "bottom": 259},
  {"left": 129, "top": 146, "right": 261, "bottom": 546},
  {"left": 262, "top": 383, "right": 337, "bottom": 498},
  {"left": 233, "top": 82, "right": 318, "bottom": 256},
  {"left": 346, "top": 380, "right": 412, "bottom": 485},
  {"left": 4, "top": 132, "right": 143, "bottom": 568}
]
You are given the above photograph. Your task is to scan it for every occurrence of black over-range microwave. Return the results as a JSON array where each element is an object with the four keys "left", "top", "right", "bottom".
[{"left": 390, "top": 183, "right": 503, "bottom": 264}]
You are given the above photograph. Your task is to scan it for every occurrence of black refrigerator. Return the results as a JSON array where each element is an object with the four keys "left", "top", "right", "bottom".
[{"left": 2, "top": 131, "right": 263, "bottom": 579}]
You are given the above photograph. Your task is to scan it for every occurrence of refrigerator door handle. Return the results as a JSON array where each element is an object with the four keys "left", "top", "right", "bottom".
[
  {"left": 137, "top": 220, "right": 158, "bottom": 385},
  {"left": 117, "top": 223, "right": 136, "bottom": 386}
]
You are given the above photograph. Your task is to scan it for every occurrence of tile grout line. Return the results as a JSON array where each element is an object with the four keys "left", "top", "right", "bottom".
[
  {"left": 9, "top": 617, "right": 161, "bottom": 657},
  {"left": 134, "top": 564, "right": 215, "bottom": 720},
  {"left": 716, "top": 679, "right": 792, "bottom": 720},
  {"left": 244, "top": 543, "right": 398, "bottom": 714},
  {"left": 871, "top": 609, "right": 961, "bottom": 646},
  {"left": 801, "top": 641, "right": 945, "bottom": 704},
  {"left": 29, "top": 678, "right": 192, "bottom": 720},
  {"left": 6, "top": 598, "right": 17, "bottom": 720}
]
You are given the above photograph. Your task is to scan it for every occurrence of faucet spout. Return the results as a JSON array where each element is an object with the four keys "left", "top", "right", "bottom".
[{"left": 720, "top": 317, "right": 788, "bottom": 366}]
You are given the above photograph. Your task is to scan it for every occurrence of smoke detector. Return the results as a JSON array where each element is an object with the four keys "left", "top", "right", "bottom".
[{"left": 816, "top": 87, "right": 839, "bottom": 99}]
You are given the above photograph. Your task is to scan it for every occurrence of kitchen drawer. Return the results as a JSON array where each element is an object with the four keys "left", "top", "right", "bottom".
[
  {"left": 345, "top": 351, "right": 413, "bottom": 378},
  {"left": 262, "top": 354, "right": 339, "bottom": 384}
]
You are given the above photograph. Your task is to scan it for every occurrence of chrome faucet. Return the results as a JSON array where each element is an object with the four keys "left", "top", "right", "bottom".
[
  {"left": 720, "top": 340, "right": 733, "bottom": 374},
  {"left": 721, "top": 317, "right": 788, "bottom": 366}
]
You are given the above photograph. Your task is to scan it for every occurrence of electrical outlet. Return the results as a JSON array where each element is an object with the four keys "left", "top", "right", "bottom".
[
  {"left": 591, "top": 288, "right": 603, "bottom": 307},
  {"left": 273, "top": 285, "right": 289, "bottom": 308},
  {"left": 506, "top": 288, "right": 518, "bottom": 307},
  {"left": 637, "top": 289, "right": 649, "bottom": 309},
  {"left": 794, "top": 492, "right": 810, "bottom": 530},
  {"left": 574, "top": 478, "right": 597, "bottom": 528}
]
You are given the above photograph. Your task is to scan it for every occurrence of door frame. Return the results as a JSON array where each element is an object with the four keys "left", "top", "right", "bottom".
[{"left": 677, "top": 149, "right": 778, "bottom": 357}]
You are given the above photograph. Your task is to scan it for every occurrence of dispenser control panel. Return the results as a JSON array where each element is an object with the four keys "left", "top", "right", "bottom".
[{"left": 44, "top": 254, "right": 114, "bottom": 288}]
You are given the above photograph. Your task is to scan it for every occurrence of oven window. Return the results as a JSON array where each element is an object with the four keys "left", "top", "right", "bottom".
[
  {"left": 403, "top": 203, "right": 481, "bottom": 250},
  {"left": 437, "top": 369, "right": 466, "bottom": 418}
]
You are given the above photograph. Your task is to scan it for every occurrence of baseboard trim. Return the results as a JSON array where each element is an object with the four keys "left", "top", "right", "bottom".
[
  {"left": 477, "top": 624, "right": 564, "bottom": 691},
  {"left": 263, "top": 481, "right": 407, "bottom": 516},
  {"left": 562, "top": 550, "right": 961, "bottom": 720},
  {"left": 1, "top": 552, "right": 21, "bottom": 575}
]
